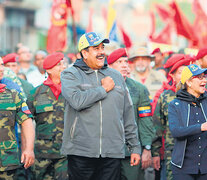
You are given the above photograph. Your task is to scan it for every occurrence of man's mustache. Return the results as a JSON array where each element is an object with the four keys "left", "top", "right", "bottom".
[{"left": 96, "top": 54, "right": 105, "bottom": 59}]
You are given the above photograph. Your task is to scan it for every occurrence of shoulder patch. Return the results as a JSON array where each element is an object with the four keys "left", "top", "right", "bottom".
[
  {"left": 22, "top": 102, "right": 31, "bottom": 114},
  {"left": 175, "top": 102, "right": 179, "bottom": 105}
]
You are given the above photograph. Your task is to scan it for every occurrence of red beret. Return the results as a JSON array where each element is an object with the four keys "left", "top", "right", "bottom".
[
  {"left": 151, "top": 48, "right": 161, "bottom": 55},
  {"left": 169, "top": 59, "right": 190, "bottom": 74},
  {"left": 196, "top": 47, "right": 207, "bottom": 60},
  {"left": 107, "top": 48, "right": 128, "bottom": 65},
  {"left": 164, "top": 54, "right": 185, "bottom": 68},
  {"left": 43, "top": 52, "right": 64, "bottom": 70},
  {"left": 2, "top": 53, "right": 18, "bottom": 64}
]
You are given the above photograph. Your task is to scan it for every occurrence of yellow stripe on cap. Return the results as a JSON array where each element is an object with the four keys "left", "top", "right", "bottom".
[
  {"left": 78, "top": 34, "right": 90, "bottom": 52},
  {"left": 181, "top": 66, "right": 193, "bottom": 84}
]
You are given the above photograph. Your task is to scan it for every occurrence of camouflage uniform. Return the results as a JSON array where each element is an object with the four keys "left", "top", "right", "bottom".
[
  {"left": 0, "top": 87, "right": 33, "bottom": 180},
  {"left": 152, "top": 89, "right": 176, "bottom": 180},
  {"left": 27, "top": 84, "right": 68, "bottom": 180},
  {"left": 121, "top": 77, "right": 156, "bottom": 180}
]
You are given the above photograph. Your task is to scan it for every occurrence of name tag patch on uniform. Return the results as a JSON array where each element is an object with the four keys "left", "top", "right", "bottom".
[
  {"left": 22, "top": 102, "right": 31, "bottom": 114},
  {"left": 0, "top": 94, "right": 13, "bottom": 103},
  {"left": 138, "top": 106, "right": 152, "bottom": 117}
]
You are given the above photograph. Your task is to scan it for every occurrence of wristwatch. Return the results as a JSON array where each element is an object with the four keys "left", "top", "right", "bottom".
[{"left": 144, "top": 145, "right": 151, "bottom": 150}]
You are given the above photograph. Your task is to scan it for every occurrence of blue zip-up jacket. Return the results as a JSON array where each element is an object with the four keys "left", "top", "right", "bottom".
[{"left": 168, "top": 92, "right": 207, "bottom": 168}]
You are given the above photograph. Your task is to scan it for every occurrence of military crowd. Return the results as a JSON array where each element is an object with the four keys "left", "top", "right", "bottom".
[{"left": 1, "top": 31, "right": 207, "bottom": 180}]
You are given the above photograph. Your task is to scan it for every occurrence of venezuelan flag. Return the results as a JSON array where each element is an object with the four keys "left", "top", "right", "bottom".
[
  {"left": 22, "top": 102, "right": 31, "bottom": 114},
  {"left": 138, "top": 106, "right": 152, "bottom": 117}
]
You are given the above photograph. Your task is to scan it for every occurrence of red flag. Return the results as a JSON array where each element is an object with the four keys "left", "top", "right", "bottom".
[
  {"left": 47, "top": 0, "right": 70, "bottom": 53},
  {"left": 155, "top": 4, "right": 171, "bottom": 22},
  {"left": 150, "top": 23, "right": 172, "bottom": 44},
  {"left": 119, "top": 25, "right": 132, "bottom": 49},
  {"left": 86, "top": 8, "right": 93, "bottom": 33},
  {"left": 169, "top": 1, "right": 198, "bottom": 47},
  {"left": 193, "top": 0, "right": 207, "bottom": 48}
]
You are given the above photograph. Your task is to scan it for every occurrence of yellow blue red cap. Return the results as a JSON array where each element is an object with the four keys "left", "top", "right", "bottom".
[
  {"left": 78, "top": 32, "right": 109, "bottom": 52},
  {"left": 181, "top": 64, "right": 207, "bottom": 84}
]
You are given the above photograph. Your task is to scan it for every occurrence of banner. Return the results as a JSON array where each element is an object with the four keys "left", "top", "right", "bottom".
[{"left": 47, "top": 0, "right": 70, "bottom": 53}]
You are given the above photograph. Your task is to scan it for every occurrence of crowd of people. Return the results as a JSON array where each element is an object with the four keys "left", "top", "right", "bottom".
[{"left": 1, "top": 31, "right": 207, "bottom": 180}]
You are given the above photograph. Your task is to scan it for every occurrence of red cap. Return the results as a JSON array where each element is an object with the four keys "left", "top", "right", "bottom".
[
  {"left": 151, "top": 48, "right": 161, "bottom": 55},
  {"left": 196, "top": 47, "right": 207, "bottom": 60},
  {"left": 43, "top": 52, "right": 64, "bottom": 70},
  {"left": 164, "top": 54, "right": 185, "bottom": 68},
  {"left": 2, "top": 53, "right": 18, "bottom": 64},
  {"left": 107, "top": 48, "right": 128, "bottom": 65}
]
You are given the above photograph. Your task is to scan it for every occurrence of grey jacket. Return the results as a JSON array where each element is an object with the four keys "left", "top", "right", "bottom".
[{"left": 60, "top": 59, "right": 141, "bottom": 158}]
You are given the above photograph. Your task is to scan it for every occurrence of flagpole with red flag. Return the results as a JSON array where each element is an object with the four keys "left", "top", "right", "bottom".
[
  {"left": 118, "top": 24, "right": 132, "bottom": 49},
  {"left": 169, "top": 1, "right": 198, "bottom": 47},
  {"left": 155, "top": 4, "right": 171, "bottom": 22}
]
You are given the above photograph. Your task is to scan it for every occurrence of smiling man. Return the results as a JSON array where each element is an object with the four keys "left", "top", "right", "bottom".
[{"left": 61, "top": 32, "right": 141, "bottom": 180}]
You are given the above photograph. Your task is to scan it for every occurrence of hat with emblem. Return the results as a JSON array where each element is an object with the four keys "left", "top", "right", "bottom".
[
  {"left": 181, "top": 64, "right": 207, "bottom": 84},
  {"left": 43, "top": 52, "right": 64, "bottom": 70},
  {"left": 78, "top": 32, "right": 110, "bottom": 52},
  {"left": 2, "top": 53, "right": 18, "bottom": 64},
  {"left": 107, "top": 48, "right": 128, "bottom": 65}
]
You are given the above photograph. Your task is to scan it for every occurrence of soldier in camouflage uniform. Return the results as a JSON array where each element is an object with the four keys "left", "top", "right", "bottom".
[
  {"left": 27, "top": 52, "right": 68, "bottom": 180},
  {"left": 0, "top": 57, "right": 35, "bottom": 180},
  {"left": 153, "top": 89, "right": 176, "bottom": 180},
  {"left": 153, "top": 58, "right": 191, "bottom": 180},
  {"left": 108, "top": 48, "right": 156, "bottom": 180}
]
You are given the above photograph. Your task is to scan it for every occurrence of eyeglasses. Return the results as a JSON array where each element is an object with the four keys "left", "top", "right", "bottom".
[{"left": 192, "top": 74, "right": 207, "bottom": 80}]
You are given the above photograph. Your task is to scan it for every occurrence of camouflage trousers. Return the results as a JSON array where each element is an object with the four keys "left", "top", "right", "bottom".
[
  {"left": 15, "top": 166, "right": 35, "bottom": 180},
  {"left": 165, "top": 157, "right": 173, "bottom": 180},
  {"left": 34, "top": 157, "right": 68, "bottom": 180},
  {"left": 164, "top": 150, "right": 173, "bottom": 180},
  {"left": 120, "top": 157, "right": 145, "bottom": 180},
  {"left": 0, "top": 169, "right": 17, "bottom": 180}
]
